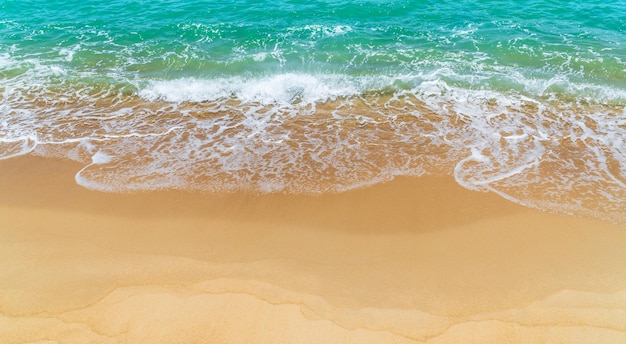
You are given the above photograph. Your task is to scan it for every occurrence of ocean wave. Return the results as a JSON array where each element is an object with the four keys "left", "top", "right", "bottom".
[
  {"left": 134, "top": 70, "right": 626, "bottom": 107},
  {"left": 2, "top": 47, "right": 626, "bottom": 224}
]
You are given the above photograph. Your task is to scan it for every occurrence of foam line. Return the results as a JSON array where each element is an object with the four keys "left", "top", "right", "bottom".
[{"left": 0, "top": 136, "right": 37, "bottom": 160}]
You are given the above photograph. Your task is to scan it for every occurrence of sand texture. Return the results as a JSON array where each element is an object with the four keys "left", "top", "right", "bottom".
[{"left": 1, "top": 156, "right": 626, "bottom": 343}]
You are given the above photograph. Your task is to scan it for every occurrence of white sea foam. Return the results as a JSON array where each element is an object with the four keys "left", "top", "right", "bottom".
[
  {"left": 139, "top": 74, "right": 365, "bottom": 105},
  {"left": 91, "top": 150, "right": 113, "bottom": 164},
  {"left": 287, "top": 24, "right": 353, "bottom": 38},
  {"left": 137, "top": 68, "right": 623, "bottom": 109},
  {"left": 58, "top": 45, "right": 79, "bottom": 62}
]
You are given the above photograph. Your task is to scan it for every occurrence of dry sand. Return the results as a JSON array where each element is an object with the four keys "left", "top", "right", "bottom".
[{"left": 1, "top": 156, "right": 626, "bottom": 343}]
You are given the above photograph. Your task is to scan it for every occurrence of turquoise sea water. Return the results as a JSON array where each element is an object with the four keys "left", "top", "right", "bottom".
[{"left": 1, "top": 1, "right": 625, "bottom": 222}]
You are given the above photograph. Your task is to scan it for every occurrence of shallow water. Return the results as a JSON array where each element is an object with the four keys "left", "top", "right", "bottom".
[{"left": 1, "top": 0, "right": 625, "bottom": 223}]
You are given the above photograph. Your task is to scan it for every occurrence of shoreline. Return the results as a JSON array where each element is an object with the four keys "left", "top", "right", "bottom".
[{"left": 2, "top": 155, "right": 626, "bottom": 343}]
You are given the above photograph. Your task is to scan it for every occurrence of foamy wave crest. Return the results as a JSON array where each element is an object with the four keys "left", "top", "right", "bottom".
[{"left": 138, "top": 74, "right": 373, "bottom": 105}]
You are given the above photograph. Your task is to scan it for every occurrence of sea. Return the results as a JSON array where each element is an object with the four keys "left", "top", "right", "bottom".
[{"left": 1, "top": 0, "right": 625, "bottom": 223}]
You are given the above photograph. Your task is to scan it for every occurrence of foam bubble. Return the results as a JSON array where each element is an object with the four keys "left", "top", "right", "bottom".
[{"left": 91, "top": 150, "right": 113, "bottom": 164}]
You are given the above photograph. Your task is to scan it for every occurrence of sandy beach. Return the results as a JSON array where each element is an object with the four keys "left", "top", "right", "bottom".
[
  {"left": 3, "top": 0, "right": 626, "bottom": 342},
  {"left": 0, "top": 155, "right": 625, "bottom": 343}
]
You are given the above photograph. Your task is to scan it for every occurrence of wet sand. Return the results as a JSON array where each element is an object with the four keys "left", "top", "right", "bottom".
[{"left": 1, "top": 156, "right": 626, "bottom": 343}]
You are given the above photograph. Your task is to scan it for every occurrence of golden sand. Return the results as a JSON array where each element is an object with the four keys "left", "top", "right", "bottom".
[{"left": 1, "top": 156, "right": 626, "bottom": 343}]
